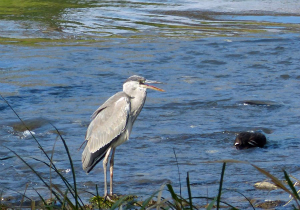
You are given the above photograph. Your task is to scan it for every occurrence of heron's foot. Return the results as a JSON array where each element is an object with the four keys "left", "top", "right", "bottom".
[{"left": 104, "top": 194, "right": 120, "bottom": 203}]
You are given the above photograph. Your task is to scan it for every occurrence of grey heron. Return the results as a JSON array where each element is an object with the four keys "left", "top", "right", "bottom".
[
  {"left": 234, "top": 132, "right": 266, "bottom": 149},
  {"left": 82, "top": 75, "right": 164, "bottom": 197}
]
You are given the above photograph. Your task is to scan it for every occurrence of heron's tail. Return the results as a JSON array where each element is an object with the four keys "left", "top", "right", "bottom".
[
  {"left": 82, "top": 146, "right": 93, "bottom": 173},
  {"left": 81, "top": 143, "right": 111, "bottom": 174}
]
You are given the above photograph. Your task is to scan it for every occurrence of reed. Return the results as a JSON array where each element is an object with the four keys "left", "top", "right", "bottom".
[{"left": 1, "top": 94, "right": 300, "bottom": 209}]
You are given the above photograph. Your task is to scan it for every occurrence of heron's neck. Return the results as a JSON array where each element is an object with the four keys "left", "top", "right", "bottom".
[{"left": 126, "top": 89, "right": 147, "bottom": 122}]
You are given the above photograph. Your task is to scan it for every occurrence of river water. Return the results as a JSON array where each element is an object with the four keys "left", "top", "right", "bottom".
[{"left": 1, "top": 0, "right": 300, "bottom": 209}]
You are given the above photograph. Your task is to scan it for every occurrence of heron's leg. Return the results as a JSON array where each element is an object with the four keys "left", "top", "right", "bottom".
[
  {"left": 109, "top": 148, "right": 116, "bottom": 196},
  {"left": 103, "top": 147, "right": 111, "bottom": 197}
]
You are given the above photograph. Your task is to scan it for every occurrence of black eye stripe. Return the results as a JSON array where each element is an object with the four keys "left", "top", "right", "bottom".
[{"left": 124, "top": 75, "right": 146, "bottom": 84}]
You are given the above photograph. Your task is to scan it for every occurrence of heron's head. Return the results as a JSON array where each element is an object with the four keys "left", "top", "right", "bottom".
[{"left": 123, "top": 75, "right": 164, "bottom": 95}]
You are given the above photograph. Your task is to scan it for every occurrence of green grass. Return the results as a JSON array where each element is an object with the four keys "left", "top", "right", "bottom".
[{"left": 1, "top": 93, "right": 300, "bottom": 209}]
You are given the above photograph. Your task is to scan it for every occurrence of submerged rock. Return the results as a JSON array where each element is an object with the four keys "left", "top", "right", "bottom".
[
  {"left": 255, "top": 200, "right": 285, "bottom": 209},
  {"left": 8, "top": 118, "right": 49, "bottom": 132},
  {"left": 241, "top": 100, "right": 279, "bottom": 106},
  {"left": 234, "top": 132, "right": 267, "bottom": 149}
]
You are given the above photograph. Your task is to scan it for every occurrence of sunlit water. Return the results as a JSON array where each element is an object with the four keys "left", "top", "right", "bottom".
[{"left": 1, "top": 0, "right": 300, "bottom": 208}]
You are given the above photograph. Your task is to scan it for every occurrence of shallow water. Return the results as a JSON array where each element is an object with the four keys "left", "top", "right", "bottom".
[{"left": 1, "top": 0, "right": 300, "bottom": 208}]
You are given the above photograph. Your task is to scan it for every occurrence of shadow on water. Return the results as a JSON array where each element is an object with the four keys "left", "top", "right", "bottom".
[
  {"left": 1, "top": 0, "right": 300, "bottom": 44},
  {"left": 0, "top": 0, "right": 95, "bottom": 26},
  {"left": 7, "top": 117, "right": 49, "bottom": 132}
]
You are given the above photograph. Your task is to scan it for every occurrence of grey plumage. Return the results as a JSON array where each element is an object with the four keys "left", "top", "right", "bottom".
[
  {"left": 81, "top": 75, "right": 164, "bottom": 197},
  {"left": 82, "top": 92, "right": 131, "bottom": 173}
]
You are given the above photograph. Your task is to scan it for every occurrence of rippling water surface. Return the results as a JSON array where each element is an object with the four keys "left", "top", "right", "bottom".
[{"left": 1, "top": 0, "right": 300, "bottom": 208}]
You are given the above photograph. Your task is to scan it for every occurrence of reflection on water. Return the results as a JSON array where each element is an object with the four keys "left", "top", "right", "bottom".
[
  {"left": 1, "top": 0, "right": 300, "bottom": 42},
  {"left": 1, "top": 0, "right": 300, "bottom": 209}
]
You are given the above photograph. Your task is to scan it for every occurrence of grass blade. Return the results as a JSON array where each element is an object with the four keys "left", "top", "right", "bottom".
[
  {"left": 284, "top": 170, "right": 300, "bottom": 200},
  {"left": 110, "top": 195, "right": 132, "bottom": 210},
  {"left": 0, "top": 94, "right": 52, "bottom": 163},
  {"left": 155, "top": 184, "right": 167, "bottom": 210},
  {"left": 289, "top": 174, "right": 300, "bottom": 184},
  {"left": 4, "top": 146, "right": 63, "bottom": 205},
  {"left": 186, "top": 172, "right": 193, "bottom": 210},
  {"left": 2, "top": 187, "right": 32, "bottom": 202},
  {"left": 34, "top": 188, "right": 48, "bottom": 208},
  {"left": 231, "top": 190, "right": 255, "bottom": 210},
  {"left": 30, "top": 156, "right": 81, "bottom": 205},
  {"left": 166, "top": 183, "right": 182, "bottom": 209},
  {"left": 191, "top": 196, "right": 238, "bottom": 209},
  {"left": 61, "top": 189, "right": 69, "bottom": 209},
  {"left": 20, "top": 183, "right": 29, "bottom": 209},
  {"left": 50, "top": 123, "right": 82, "bottom": 209},
  {"left": 251, "top": 164, "right": 300, "bottom": 208},
  {"left": 95, "top": 185, "right": 101, "bottom": 210},
  {"left": 251, "top": 164, "right": 291, "bottom": 194},
  {"left": 283, "top": 170, "right": 300, "bottom": 207},
  {"left": 0, "top": 190, "right": 3, "bottom": 206},
  {"left": 52, "top": 184, "right": 76, "bottom": 209},
  {"left": 141, "top": 190, "right": 160, "bottom": 210},
  {"left": 217, "top": 162, "right": 226, "bottom": 210},
  {"left": 173, "top": 148, "right": 182, "bottom": 196},
  {"left": 206, "top": 196, "right": 217, "bottom": 210}
]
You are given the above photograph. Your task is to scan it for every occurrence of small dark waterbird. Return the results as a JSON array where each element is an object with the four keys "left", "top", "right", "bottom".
[
  {"left": 234, "top": 132, "right": 267, "bottom": 150},
  {"left": 81, "top": 75, "right": 164, "bottom": 197}
]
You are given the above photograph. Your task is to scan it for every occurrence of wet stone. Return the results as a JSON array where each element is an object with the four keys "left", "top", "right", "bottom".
[
  {"left": 255, "top": 200, "right": 285, "bottom": 209},
  {"left": 254, "top": 181, "right": 279, "bottom": 190}
]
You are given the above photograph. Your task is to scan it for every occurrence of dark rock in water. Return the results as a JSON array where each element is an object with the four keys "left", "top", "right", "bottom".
[
  {"left": 234, "top": 132, "right": 266, "bottom": 150},
  {"left": 241, "top": 100, "right": 278, "bottom": 106}
]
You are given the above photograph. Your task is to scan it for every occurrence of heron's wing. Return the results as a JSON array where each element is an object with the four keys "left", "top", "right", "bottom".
[{"left": 85, "top": 92, "right": 130, "bottom": 153}]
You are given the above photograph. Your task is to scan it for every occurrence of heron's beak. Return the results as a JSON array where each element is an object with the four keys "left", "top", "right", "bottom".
[{"left": 141, "top": 80, "right": 165, "bottom": 92}]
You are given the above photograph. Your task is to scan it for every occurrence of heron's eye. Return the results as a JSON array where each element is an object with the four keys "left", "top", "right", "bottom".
[{"left": 139, "top": 80, "right": 145, "bottom": 84}]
